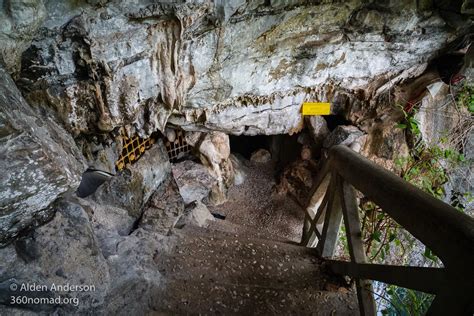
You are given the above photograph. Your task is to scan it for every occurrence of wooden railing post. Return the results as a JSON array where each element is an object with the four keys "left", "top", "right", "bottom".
[
  {"left": 339, "top": 179, "right": 376, "bottom": 316},
  {"left": 317, "top": 172, "right": 343, "bottom": 258},
  {"left": 302, "top": 166, "right": 331, "bottom": 247}
]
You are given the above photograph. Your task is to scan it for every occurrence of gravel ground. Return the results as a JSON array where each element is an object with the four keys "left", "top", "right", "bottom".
[{"left": 208, "top": 160, "right": 305, "bottom": 243}]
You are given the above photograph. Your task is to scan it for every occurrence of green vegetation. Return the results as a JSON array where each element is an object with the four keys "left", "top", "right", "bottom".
[
  {"left": 381, "top": 285, "right": 433, "bottom": 316},
  {"left": 361, "top": 102, "right": 469, "bottom": 314},
  {"left": 456, "top": 83, "right": 474, "bottom": 113},
  {"left": 334, "top": 84, "right": 472, "bottom": 314}
]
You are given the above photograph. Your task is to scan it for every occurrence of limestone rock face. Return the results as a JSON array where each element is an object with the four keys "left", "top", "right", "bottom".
[
  {"left": 17, "top": 1, "right": 209, "bottom": 136},
  {"left": 230, "top": 153, "right": 249, "bottom": 186},
  {"left": 9, "top": 0, "right": 468, "bottom": 138},
  {"left": 186, "top": 131, "right": 235, "bottom": 205},
  {"left": 0, "top": 0, "right": 47, "bottom": 74},
  {"left": 416, "top": 81, "right": 458, "bottom": 147},
  {"left": 103, "top": 228, "right": 168, "bottom": 315},
  {"left": 0, "top": 192, "right": 182, "bottom": 315},
  {"left": 306, "top": 116, "right": 330, "bottom": 150},
  {"left": 0, "top": 66, "right": 85, "bottom": 247},
  {"left": 415, "top": 80, "right": 474, "bottom": 214},
  {"left": 79, "top": 197, "right": 135, "bottom": 259}
]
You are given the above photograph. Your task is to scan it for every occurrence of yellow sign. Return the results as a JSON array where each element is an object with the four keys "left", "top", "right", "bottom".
[{"left": 301, "top": 102, "right": 331, "bottom": 115}]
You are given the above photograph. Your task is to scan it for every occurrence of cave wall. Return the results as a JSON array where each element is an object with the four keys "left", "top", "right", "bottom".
[
  {"left": 4, "top": 0, "right": 470, "bottom": 138},
  {"left": 0, "top": 65, "right": 85, "bottom": 246}
]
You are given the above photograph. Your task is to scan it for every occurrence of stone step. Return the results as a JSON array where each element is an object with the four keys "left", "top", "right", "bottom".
[{"left": 153, "top": 225, "right": 359, "bottom": 315}]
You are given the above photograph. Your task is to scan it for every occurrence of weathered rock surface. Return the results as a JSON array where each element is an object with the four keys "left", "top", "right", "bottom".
[
  {"left": 175, "top": 200, "right": 214, "bottom": 229},
  {"left": 102, "top": 228, "right": 168, "bottom": 315},
  {"left": 415, "top": 79, "right": 474, "bottom": 214},
  {"left": 0, "top": 66, "right": 85, "bottom": 246},
  {"left": 171, "top": 160, "right": 217, "bottom": 204},
  {"left": 90, "top": 140, "right": 170, "bottom": 219},
  {"left": 186, "top": 131, "right": 234, "bottom": 205},
  {"left": 323, "top": 125, "right": 365, "bottom": 151},
  {"left": 9, "top": 0, "right": 470, "bottom": 138},
  {"left": 229, "top": 153, "right": 249, "bottom": 186},
  {"left": 0, "top": 0, "right": 46, "bottom": 74},
  {"left": 416, "top": 81, "right": 460, "bottom": 147},
  {"left": 0, "top": 198, "right": 109, "bottom": 315},
  {"left": 0, "top": 192, "right": 181, "bottom": 315},
  {"left": 306, "top": 116, "right": 330, "bottom": 150},
  {"left": 139, "top": 176, "right": 185, "bottom": 235},
  {"left": 78, "top": 197, "right": 135, "bottom": 258},
  {"left": 277, "top": 159, "right": 319, "bottom": 206}
]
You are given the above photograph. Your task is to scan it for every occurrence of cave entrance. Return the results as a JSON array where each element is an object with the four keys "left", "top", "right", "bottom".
[
  {"left": 324, "top": 114, "right": 351, "bottom": 131},
  {"left": 207, "top": 132, "right": 315, "bottom": 242},
  {"left": 229, "top": 133, "right": 304, "bottom": 173}
]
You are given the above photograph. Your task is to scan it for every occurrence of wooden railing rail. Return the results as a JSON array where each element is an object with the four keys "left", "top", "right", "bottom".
[{"left": 302, "top": 145, "right": 474, "bottom": 316}]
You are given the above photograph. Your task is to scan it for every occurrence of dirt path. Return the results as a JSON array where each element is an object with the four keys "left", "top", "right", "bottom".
[{"left": 208, "top": 160, "right": 305, "bottom": 243}]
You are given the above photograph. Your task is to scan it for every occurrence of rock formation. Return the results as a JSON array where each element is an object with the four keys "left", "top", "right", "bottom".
[{"left": 0, "top": 0, "right": 472, "bottom": 314}]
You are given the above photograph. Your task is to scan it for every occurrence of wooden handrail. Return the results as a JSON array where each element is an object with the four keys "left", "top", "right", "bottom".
[
  {"left": 329, "top": 145, "right": 474, "bottom": 269},
  {"left": 302, "top": 145, "right": 474, "bottom": 316}
]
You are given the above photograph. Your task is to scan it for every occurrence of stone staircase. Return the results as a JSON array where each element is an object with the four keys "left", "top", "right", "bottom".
[{"left": 152, "top": 223, "right": 359, "bottom": 315}]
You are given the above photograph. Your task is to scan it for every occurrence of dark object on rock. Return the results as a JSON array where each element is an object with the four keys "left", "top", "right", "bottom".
[
  {"left": 211, "top": 212, "right": 226, "bottom": 220},
  {"left": 76, "top": 168, "right": 114, "bottom": 198}
]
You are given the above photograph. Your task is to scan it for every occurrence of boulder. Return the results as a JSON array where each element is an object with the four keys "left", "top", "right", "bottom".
[
  {"left": 139, "top": 176, "right": 185, "bottom": 235},
  {"left": 0, "top": 194, "right": 177, "bottom": 315},
  {"left": 276, "top": 159, "right": 319, "bottom": 206},
  {"left": 90, "top": 141, "right": 170, "bottom": 219},
  {"left": 175, "top": 201, "right": 214, "bottom": 229},
  {"left": 78, "top": 197, "right": 135, "bottom": 259},
  {"left": 323, "top": 125, "right": 365, "bottom": 151},
  {"left": 103, "top": 228, "right": 168, "bottom": 315},
  {"left": 250, "top": 149, "right": 272, "bottom": 163},
  {"left": 301, "top": 146, "right": 312, "bottom": 161},
  {"left": 172, "top": 160, "right": 217, "bottom": 204}
]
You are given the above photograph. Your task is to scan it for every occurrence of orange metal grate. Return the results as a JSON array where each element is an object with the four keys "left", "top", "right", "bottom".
[
  {"left": 116, "top": 134, "right": 156, "bottom": 171},
  {"left": 165, "top": 129, "right": 191, "bottom": 163}
]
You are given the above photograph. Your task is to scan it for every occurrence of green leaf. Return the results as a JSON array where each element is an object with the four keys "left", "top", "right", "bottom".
[
  {"left": 396, "top": 123, "right": 407, "bottom": 129},
  {"left": 388, "top": 233, "right": 397, "bottom": 242},
  {"left": 371, "top": 231, "right": 382, "bottom": 242},
  {"left": 469, "top": 101, "right": 474, "bottom": 113},
  {"left": 423, "top": 247, "right": 438, "bottom": 262}
]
